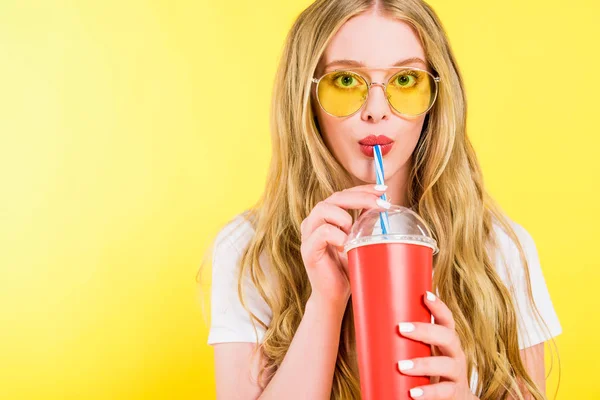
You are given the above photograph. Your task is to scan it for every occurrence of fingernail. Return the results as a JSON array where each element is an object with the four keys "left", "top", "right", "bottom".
[
  {"left": 426, "top": 291, "right": 436, "bottom": 301},
  {"left": 376, "top": 198, "right": 391, "bottom": 209},
  {"left": 374, "top": 184, "right": 388, "bottom": 191},
  {"left": 410, "top": 388, "right": 424, "bottom": 398},
  {"left": 398, "top": 359, "right": 414, "bottom": 371},
  {"left": 398, "top": 322, "right": 415, "bottom": 333}
]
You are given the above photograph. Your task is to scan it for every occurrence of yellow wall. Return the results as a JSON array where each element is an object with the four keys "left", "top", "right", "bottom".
[{"left": 1, "top": 0, "right": 597, "bottom": 398}]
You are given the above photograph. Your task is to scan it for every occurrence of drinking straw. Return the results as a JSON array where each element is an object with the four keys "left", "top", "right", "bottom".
[{"left": 373, "top": 145, "right": 391, "bottom": 234}]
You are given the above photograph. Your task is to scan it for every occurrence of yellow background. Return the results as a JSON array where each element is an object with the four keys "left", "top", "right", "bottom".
[{"left": 1, "top": 0, "right": 598, "bottom": 398}]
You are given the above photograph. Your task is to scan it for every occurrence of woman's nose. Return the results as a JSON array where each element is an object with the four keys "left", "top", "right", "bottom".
[{"left": 361, "top": 83, "right": 391, "bottom": 122}]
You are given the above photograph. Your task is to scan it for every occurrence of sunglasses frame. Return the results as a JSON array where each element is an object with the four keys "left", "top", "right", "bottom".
[{"left": 311, "top": 66, "right": 441, "bottom": 118}]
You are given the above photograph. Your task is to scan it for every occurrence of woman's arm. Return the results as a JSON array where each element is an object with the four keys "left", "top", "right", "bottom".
[
  {"left": 213, "top": 185, "right": 386, "bottom": 399},
  {"left": 507, "top": 343, "right": 546, "bottom": 400},
  {"left": 213, "top": 342, "right": 265, "bottom": 399},
  {"left": 212, "top": 295, "right": 346, "bottom": 400},
  {"left": 258, "top": 295, "right": 346, "bottom": 399}
]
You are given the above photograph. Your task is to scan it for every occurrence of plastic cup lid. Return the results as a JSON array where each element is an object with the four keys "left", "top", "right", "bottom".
[{"left": 343, "top": 205, "right": 439, "bottom": 254}]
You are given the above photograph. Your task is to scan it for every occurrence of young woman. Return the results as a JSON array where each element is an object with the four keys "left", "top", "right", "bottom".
[{"left": 204, "top": 1, "right": 562, "bottom": 399}]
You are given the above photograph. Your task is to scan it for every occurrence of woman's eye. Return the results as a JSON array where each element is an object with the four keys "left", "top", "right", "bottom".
[
  {"left": 335, "top": 74, "right": 359, "bottom": 88},
  {"left": 395, "top": 74, "right": 417, "bottom": 87}
]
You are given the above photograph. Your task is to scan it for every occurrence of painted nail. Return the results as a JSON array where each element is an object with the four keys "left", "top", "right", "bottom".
[
  {"left": 376, "top": 198, "right": 391, "bottom": 209},
  {"left": 398, "top": 360, "right": 414, "bottom": 371},
  {"left": 426, "top": 290, "right": 436, "bottom": 301},
  {"left": 398, "top": 322, "right": 415, "bottom": 333},
  {"left": 374, "top": 184, "right": 388, "bottom": 191},
  {"left": 410, "top": 388, "right": 424, "bottom": 398}
]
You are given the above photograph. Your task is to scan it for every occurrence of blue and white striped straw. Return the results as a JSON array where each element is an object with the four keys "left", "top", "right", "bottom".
[{"left": 373, "top": 145, "right": 391, "bottom": 234}]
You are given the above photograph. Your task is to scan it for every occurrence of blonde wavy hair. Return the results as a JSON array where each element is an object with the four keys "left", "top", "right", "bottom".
[{"left": 199, "top": 0, "right": 561, "bottom": 398}]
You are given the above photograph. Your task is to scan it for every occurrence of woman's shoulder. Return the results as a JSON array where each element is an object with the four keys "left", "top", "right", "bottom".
[
  {"left": 207, "top": 211, "right": 271, "bottom": 345},
  {"left": 491, "top": 214, "right": 535, "bottom": 258},
  {"left": 213, "top": 210, "right": 257, "bottom": 254},
  {"left": 489, "top": 214, "right": 563, "bottom": 348},
  {"left": 489, "top": 214, "right": 538, "bottom": 279},
  {"left": 209, "top": 210, "right": 267, "bottom": 285}
]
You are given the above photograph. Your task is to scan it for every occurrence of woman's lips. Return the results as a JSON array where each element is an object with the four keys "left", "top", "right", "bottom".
[{"left": 359, "top": 142, "right": 394, "bottom": 157}]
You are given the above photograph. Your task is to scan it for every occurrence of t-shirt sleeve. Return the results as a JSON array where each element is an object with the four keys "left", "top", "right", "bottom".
[
  {"left": 206, "top": 217, "right": 271, "bottom": 346},
  {"left": 496, "top": 220, "right": 563, "bottom": 350}
]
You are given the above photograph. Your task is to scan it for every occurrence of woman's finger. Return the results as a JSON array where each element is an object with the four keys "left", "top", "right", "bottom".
[
  {"left": 301, "top": 202, "right": 353, "bottom": 238},
  {"left": 300, "top": 223, "right": 347, "bottom": 266},
  {"left": 398, "top": 322, "right": 462, "bottom": 359},
  {"left": 324, "top": 189, "right": 390, "bottom": 211},
  {"left": 423, "top": 291, "right": 455, "bottom": 330},
  {"left": 300, "top": 184, "right": 389, "bottom": 237},
  {"left": 397, "top": 356, "right": 459, "bottom": 382},
  {"left": 341, "top": 183, "right": 388, "bottom": 194},
  {"left": 408, "top": 382, "right": 457, "bottom": 399}
]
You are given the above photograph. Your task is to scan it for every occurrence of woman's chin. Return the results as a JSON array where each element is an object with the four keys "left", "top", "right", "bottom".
[
  {"left": 347, "top": 161, "right": 403, "bottom": 187},
  {"left": 347, "top": 168, "right": 377, "bottom": 186}
]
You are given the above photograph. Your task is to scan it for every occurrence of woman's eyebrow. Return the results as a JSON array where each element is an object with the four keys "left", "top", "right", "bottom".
[{"left": 323, "top": 57, "right": 427, "bottom": 70}]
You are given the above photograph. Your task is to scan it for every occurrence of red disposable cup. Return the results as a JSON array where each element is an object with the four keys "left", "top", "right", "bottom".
[{"left": 344, "top": 206, "right": 438, "bottom": 400}]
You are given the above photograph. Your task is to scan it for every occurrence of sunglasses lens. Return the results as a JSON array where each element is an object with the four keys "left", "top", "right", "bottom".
[
  {"left": 386, "top": 69, "right": 437, "bottom": 116},
  {"left": 316, "top": 71, "right": 368, "bottom": 117}
]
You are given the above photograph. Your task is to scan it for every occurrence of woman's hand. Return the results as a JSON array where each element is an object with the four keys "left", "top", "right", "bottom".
[
  {"left": 300, "top": 184, "right": 390, "bottom": 310},
  {"left": 397, "top": 291, "right": 479, "bottom": 400}
]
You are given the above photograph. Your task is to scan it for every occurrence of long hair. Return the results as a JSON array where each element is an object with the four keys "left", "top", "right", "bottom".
[{"left": 199, "top": 0, "right": 560, "bottom": 398}]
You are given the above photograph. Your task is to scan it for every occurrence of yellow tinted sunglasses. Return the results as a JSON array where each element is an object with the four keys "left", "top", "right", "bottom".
[{"left": 311, "top": 66, "right": 441, "bottom": 118}]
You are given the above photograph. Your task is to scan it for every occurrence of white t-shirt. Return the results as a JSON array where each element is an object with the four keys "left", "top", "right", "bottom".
[{"left": 207, "top": 212, "right": 562, "bottom": 394}]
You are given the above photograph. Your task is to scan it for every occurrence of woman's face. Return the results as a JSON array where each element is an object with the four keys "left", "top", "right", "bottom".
[{"left": 312, "top": 12, "right": 431, "bottom": 186}]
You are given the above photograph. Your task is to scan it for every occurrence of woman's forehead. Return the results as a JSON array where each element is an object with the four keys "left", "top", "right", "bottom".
[{"left": 320, "top": 13, "right": 426, "bottom": 72}]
